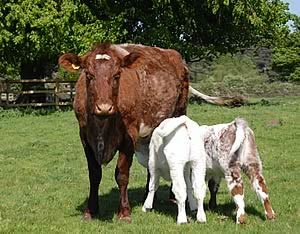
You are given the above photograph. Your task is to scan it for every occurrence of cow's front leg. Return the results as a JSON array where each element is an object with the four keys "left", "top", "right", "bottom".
[
  {"left": 115, "top": 150, "right": 133, "bottom": 222},
  {"left": 84, "top": 144, "right": 102, "bottom": 220},
  {"left": 225, "top": 166, "right": 246, "bottom": 224}
]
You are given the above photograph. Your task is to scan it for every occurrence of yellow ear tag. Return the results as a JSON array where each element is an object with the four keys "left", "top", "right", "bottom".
[{"left": 72, "top": 64, "right": 80, "bottom": 70}]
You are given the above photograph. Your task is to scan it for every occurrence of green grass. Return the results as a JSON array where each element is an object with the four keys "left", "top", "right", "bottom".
[{"left": 0, "top": 97, "right": 299, "bottom": 233}]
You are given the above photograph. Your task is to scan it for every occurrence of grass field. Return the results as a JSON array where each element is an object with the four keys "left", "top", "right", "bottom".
[{"left": 0, "top": 97, "right": 299, "bottom": 233}]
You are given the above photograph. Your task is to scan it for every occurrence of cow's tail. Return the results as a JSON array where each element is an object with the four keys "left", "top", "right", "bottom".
[
  {"left": 228, "top": 118, "right": 248, "bottom": 156},
  {"left": 156, "top": 115, "right": 189, "bottom": 138}
]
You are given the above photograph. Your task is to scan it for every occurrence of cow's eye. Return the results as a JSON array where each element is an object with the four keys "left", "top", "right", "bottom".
[
  {"left": 113, "top": 74, "right": 120, "bottom": 81},
  {"left": 112, "top": 74, "right": 120, "bottom": 87},
  {"left": 86, "top": 73, "right": 94, "bottom": 81}
]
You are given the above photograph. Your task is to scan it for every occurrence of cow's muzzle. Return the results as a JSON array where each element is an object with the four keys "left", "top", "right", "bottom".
[{"left": 94, "top": 103, "right": 115, "bottom": 116}]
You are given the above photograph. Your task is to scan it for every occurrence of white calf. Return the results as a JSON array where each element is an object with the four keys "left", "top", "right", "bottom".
[
  {"left": 202, "top": 118, "right": 275, "bottom": 224},
  {"left": 142, "top": 115, "right": 207, "bottom": 224}
]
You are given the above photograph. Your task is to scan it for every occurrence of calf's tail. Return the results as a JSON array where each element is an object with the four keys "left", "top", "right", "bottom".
[
  {"left": 156, "top": 115, "right": 189, "bottom": 138},
  {"left": 228, "top": 118, "right": 248, "bottom": 157}
]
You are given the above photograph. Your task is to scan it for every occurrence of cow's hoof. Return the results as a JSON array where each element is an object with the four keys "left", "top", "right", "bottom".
[
  {"left": 118, "top": 215, "right": 132, "bottom": 223},
  {"left": 83, "top": 209, "right": 93, "bottom": 221}
]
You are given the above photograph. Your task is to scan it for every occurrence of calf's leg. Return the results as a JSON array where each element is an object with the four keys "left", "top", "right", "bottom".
[
  {"left": 169, "top": 164, "right": 188, "bottom": 224},
  {"left": 242, "top": 130, "right": 275, "bottom": 220},
  {"left": 184, "top": 164, "right": 197, "bottom": 212},
  {"left": 142, "top": 169, "right": 160, "bottom": 212},
  {"left": 225, "top": 166, "right": 246, "bottom": 224},
  {"left": 208, "top": 177, "right": 221, "bottom": 210},
  {"left": 245, "top": 163, "right": 275, "bottom": 220},
  {"left": 191, "top": 161, "right": 207, "bottom": 223}
]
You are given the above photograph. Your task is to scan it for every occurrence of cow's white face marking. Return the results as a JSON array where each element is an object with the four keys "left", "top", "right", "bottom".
[
  {"left": 139, "top": 122, "right": 153, "bottom": 138},
  {"left": 95, "top": 54, "right": 111, "bottom": 60}
]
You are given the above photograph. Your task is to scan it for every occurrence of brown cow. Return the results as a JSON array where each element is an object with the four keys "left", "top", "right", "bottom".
[{"left": 59, "top": 43, "right": 189, "bottom": 221}]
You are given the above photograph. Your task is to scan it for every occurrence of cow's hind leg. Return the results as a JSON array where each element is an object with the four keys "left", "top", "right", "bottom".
[
  {"left": 225, "top": 165, "right": 246, "bottom": 224},
  {"left": 208, "top": 177, "right": 221, "bottom": 210},
  {"left": 84, "top": 143, "right": 102, "bottom": 220},
  {"left": 244, "top": 163, "right": 275, "bottom": 220},
  {"left": 115, "top": 148, "right": 133, "bottom": 222}
]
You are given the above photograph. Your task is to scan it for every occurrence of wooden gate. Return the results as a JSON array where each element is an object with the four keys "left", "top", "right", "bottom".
[{"left": 0, "top": 79, "right": 76, "bottom": 108}]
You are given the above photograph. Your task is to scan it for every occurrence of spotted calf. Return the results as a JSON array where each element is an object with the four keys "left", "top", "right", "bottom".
[{"left": 202, "top": 118, "right": 275, "bottom": 224}]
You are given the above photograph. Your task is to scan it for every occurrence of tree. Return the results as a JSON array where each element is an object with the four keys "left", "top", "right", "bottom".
[
  {"left": 272, "top": 14, "right": 300, "bottom": 82},
  {"left": 0, "top": 0, "right": 126, "bottom": 79},
  {"left": 81, "top": 0, "right": 290, "bottom": 61}
]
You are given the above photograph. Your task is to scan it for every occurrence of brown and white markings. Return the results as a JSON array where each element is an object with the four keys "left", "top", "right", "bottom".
[{"left": 202, "top": 118, "right": 275, "bottom": 224}]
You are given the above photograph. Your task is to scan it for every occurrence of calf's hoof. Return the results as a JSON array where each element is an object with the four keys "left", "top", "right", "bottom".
[
  {"left": 208, "top": 200, "right": 217, "bottom": 210},
  {"left": 237, "top": 214, "right": 247, "bottom": 224},
  {"left": 142, "top": 206, "right": 152, "bottom": 212},
  {"left": 266, "top": 211, "right": 276, "bottom": 220},
  {"left": 197, "top": 216, "right": 207, "bottom": 223},
  {"left": 177, "top": 219, "right": 188, "bottom": 225}
]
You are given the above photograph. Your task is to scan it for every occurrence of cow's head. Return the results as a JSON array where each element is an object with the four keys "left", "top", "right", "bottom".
[{"left": 59, "top": 43, "right": 140, "bottom": 117}]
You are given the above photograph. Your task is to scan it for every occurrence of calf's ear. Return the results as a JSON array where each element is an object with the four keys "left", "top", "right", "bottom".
[
  {"left": 121, "top": 52, "right": 140, "bottom": 68},
  {"left": 58, "top": 53, "right": 81, "bottom": 72}
]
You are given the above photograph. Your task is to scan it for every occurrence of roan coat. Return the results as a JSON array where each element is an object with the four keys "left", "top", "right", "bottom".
[
  {"left": 58, "top": 43, "right": 189, "bottom": 221},
  {"left": 202, "top": 118, "right": 275, "bottom": 223}
]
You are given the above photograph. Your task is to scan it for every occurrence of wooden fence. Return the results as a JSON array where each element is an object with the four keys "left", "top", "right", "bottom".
[{"left": 0, "top": 79, "right": 76, "bottom": 108}]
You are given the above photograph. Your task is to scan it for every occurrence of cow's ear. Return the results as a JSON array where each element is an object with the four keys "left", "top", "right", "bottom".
[
  {"left": 59, "top": 53, "right": 81, "bottom": 72},
  {"left": 121, "top": 52, "right": 140, "bottom": 68}
]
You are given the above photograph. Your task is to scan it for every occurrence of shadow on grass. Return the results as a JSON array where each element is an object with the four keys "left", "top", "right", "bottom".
[
  {"left": 205, "top": 202, "right": 266, "bottom": 222},
  {"left": 75, "top": 185, "right": 265, "bottom": 223}
]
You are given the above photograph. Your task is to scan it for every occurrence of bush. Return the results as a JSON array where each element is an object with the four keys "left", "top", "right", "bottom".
[
  {"left": 272, "top": 31, "right": 300, "bottom": 82},
  {"left": 190, "top": 53, "right": 300, "bottom": 97}
]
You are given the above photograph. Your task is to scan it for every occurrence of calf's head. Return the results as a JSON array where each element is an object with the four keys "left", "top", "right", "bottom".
[{"left": 59, "top": 44, "right": 140, "bottom": 117}]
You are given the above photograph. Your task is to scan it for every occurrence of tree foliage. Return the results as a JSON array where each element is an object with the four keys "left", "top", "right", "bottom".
[
  {"left": 272, "top": 15, "right": 300, "bottom": 82},
  {"left": 0, "top": 0, "right": 126, "bottom": 79},
  {"left": 0, "top": 0, "right": 293, "bottom": 80},
  {"left": 81, "top": 0, "right": 290, "bottom": 61}
]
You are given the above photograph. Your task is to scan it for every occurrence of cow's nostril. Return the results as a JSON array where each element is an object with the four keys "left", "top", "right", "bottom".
[
  {"left": 108, "top": 106, "right": 113, "bottom": 112},
  {"left": 96, "top": 105, "right": 102, "bottom": 112}
]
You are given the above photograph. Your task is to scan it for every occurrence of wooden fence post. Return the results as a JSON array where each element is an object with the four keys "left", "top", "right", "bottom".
[
  {"left": 5, "top": 79, "right": 10, "bottom": 106},
  {"left": 55, "top": 80, "right": 59, "bottom": 109}
]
